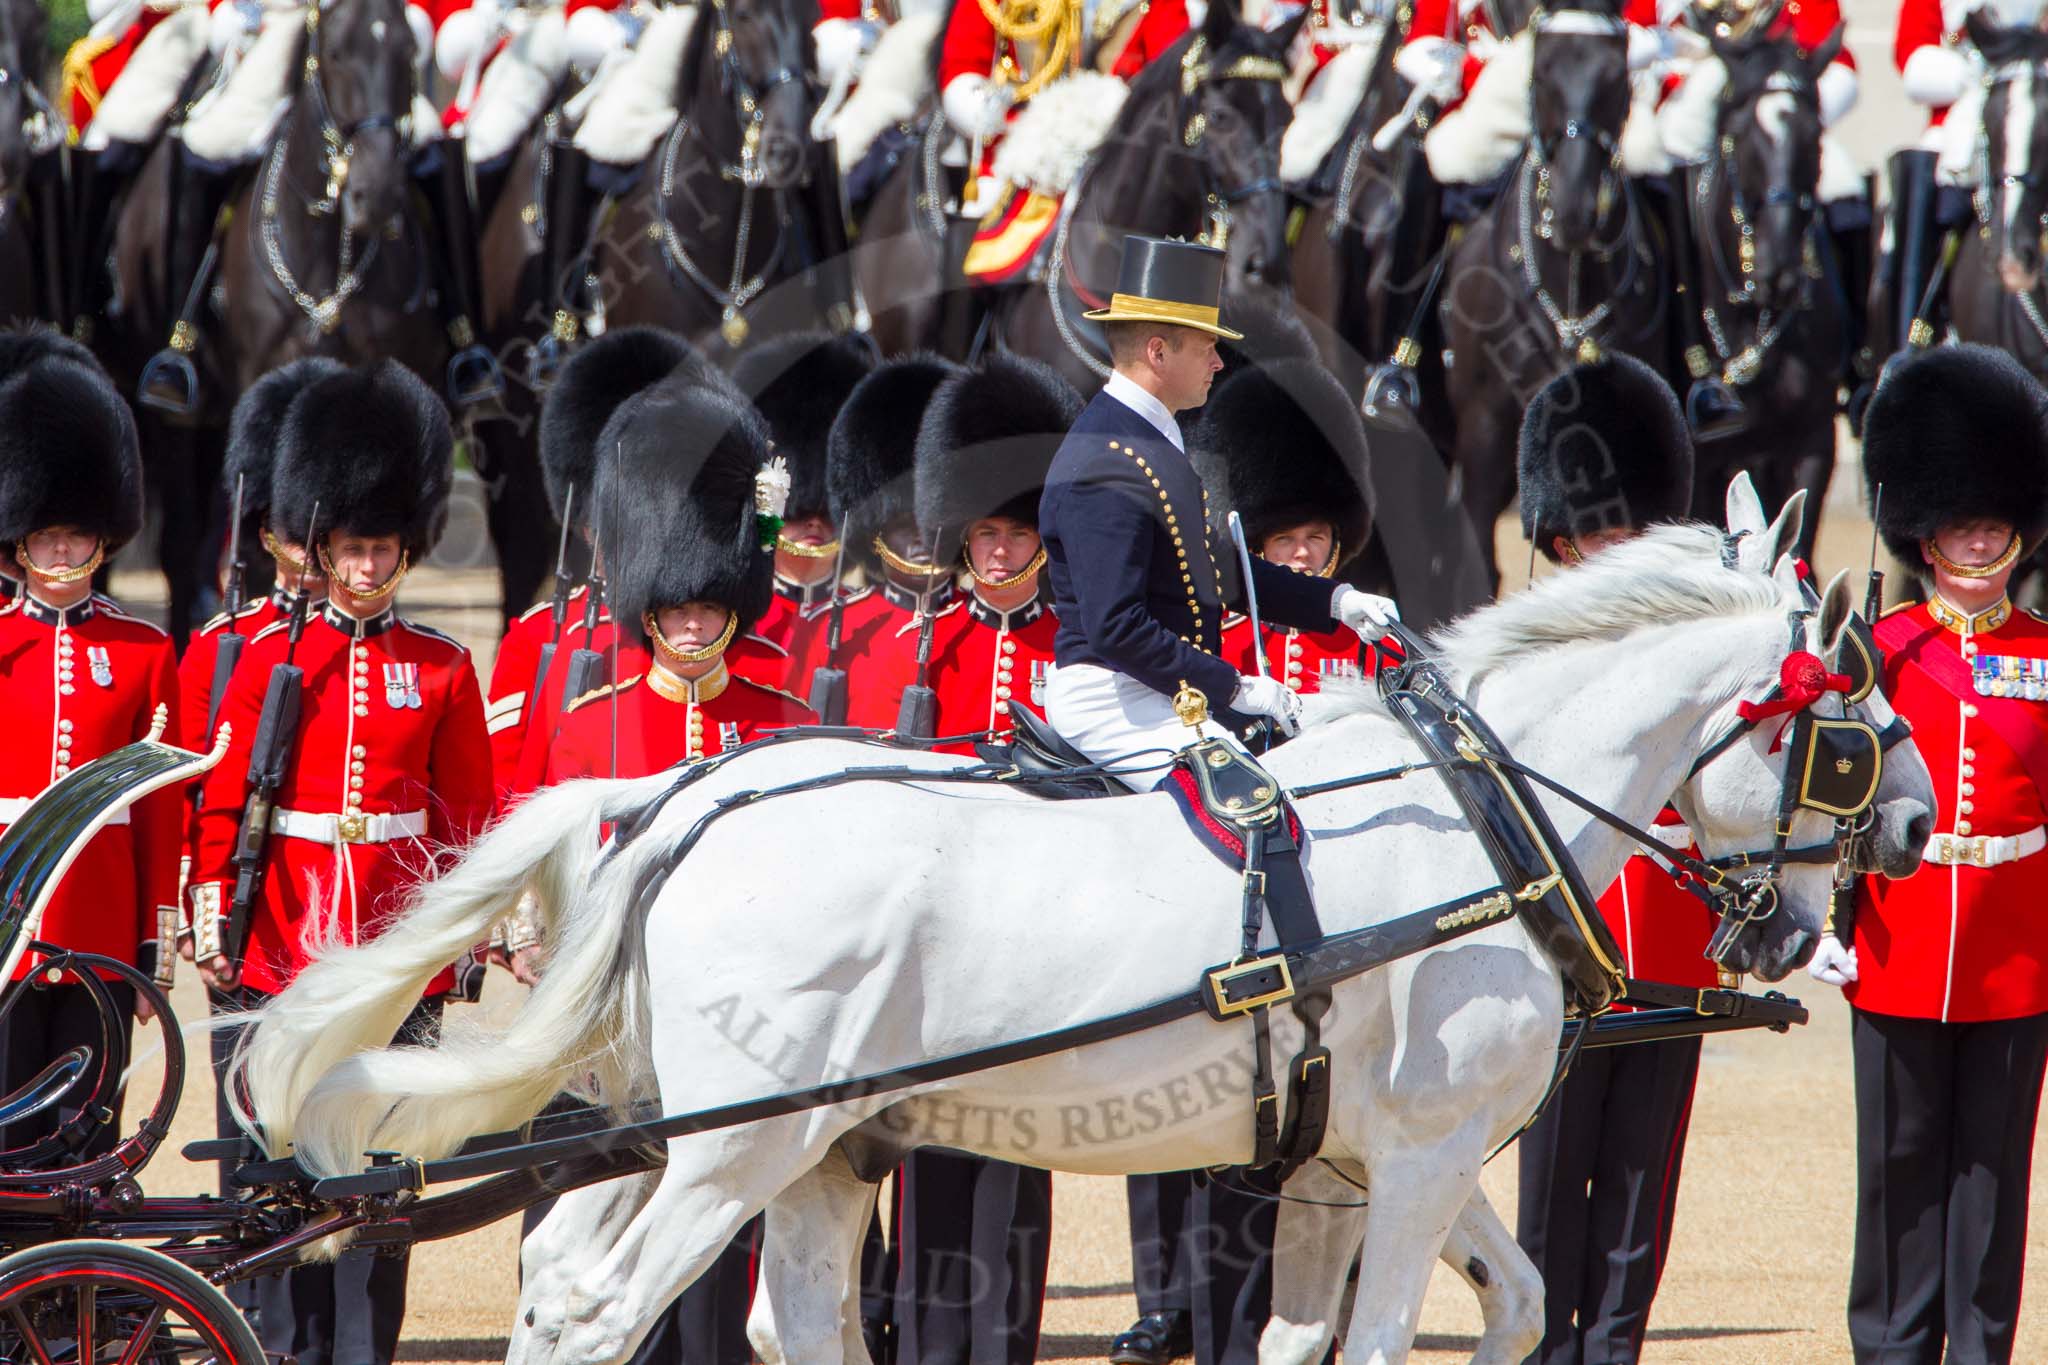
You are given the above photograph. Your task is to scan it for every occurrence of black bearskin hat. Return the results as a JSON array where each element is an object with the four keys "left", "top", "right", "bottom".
[
  {"left": 271, "top": 361, "right": 454, "bottom": 556},
  {"left": 828, "top": 354, "right": 960, "bottom": 570},
  {"left": 1518, "top": 353, "right": 1693, "bottom": 561},
  {"left": 0, "top": 327, "right": 143, "bottom": 551},
  {"left": 914, "top": 354, "right": 1082, "bottom": 565},
  {"left": 540, "top": 326, "right": 703, "bottom": 529},
  {"left": 594, "top": 377, "right": 777, "bottom": 635},
  {"left": 1214, "top": 288, "right": 1319, "bottom": 380},
  {"left": 1862, "top": 343, "right": 2048, "bottom": 563},
  {"left": 730, "top": 330, "right": 877, "bottom": 522},
  {"left": 1191, "top": 358, "right": 1374, "bottom": 572},
  {"left": 227, "top": 358, "right": 347, "bottom": 540}
]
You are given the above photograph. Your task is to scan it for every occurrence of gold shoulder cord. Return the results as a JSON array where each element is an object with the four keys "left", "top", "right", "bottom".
[{"left": 974, "top": 0, "right": 1084, "bottom": 101}]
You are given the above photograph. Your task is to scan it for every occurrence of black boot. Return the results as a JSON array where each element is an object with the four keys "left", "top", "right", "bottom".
[
  {"left": 137, "top": 144, "right": 240, "bottom": 418},
  {"left": 66, "top": 147, "right": 122, "bottom": 342},
  {"left": 1879, "top": 147, "right": 1944, "bottom": 370},
  {"left": 419, "top": 139, "right": 505, "bottom": 408},
  {"left": 28, "top": 147, "right": 69, "bottom": 331},
  {"left": 1109, "top": 1310, "right": 1193, "bottom": 1365},
  {"left": 1662, "top": 167, "right": 1745, "bottom": 441},
  {"left": 1829, "top": 178, "right": 1877, "bottom": 431},
  {"left": 1360, "top": 136, "right": 1446, "bottom": 427},
  {"left": 526, "top": 139, "right": 597, "bottom": 389}
]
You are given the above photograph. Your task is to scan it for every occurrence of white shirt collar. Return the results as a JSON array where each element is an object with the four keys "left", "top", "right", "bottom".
[{"left": 1102, "top": 370, "right": 1184, "bottom": 452}]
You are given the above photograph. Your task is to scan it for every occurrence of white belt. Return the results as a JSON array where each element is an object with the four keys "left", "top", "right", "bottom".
[
  {"left": 271, "top": 808, "right": 428, "bottom": 846},
  {"left": 0, "top": 797, "right": 126, "bottom": 825},
  {"left": 1924, "top": 825, "right": 2048, "bottom": 868}
]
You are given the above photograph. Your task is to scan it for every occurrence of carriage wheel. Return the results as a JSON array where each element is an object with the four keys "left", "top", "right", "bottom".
[{"left": 0, "top": 1241, "right": 262, "bottom": 1365}]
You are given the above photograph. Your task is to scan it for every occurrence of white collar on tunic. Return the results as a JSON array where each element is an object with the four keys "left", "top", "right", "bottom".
[{"left": 1102, "top": 370, "right": 1184, "bottom": 452}]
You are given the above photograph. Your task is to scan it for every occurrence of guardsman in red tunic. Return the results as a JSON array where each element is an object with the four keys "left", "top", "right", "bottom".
[
  {"left": 1510, "top": 355, "right": 1719, "bottom": 1365},
  {"left": 543, "top": 377, "right": 808, "bottom": 1365},
  {"left": 731, "top": 331, "right": 878, "bottom": 702},
  {"left": 0, "top": 330, "right": 178, "bottom": 1156},
  {"left": 881, "top": 352, "right": 1078, "bottom": 1365},
  {"left": 827, "top": 355, "right": 967, "bottom": 733},
  {"left": 1810, "top": 345, "right": 2048, "bottom": 1365},
  {"left": 190, "top": 360, "right": 489, "bottom": 1365},
  {"left": 1204, "top": 358, "right": 1381, "bottom": 697}
]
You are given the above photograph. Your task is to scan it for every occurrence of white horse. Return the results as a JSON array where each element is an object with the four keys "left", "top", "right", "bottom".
[{"left": 230, "top": 486, "right": 1933, "bottom": 1365}]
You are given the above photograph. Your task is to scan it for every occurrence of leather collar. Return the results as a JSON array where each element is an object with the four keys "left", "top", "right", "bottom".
[
  {"left": 1928, "top": 595, "right": 2012, "bottom": 637},
  {"left": 882, "top": 579, "right": 955, "bottom": 615},
  {"left": 966, "top": 591, "right": 1045, "bottom": 632},
  {"left": 18, "top": 592, "right": 95, "bottom": 628},
  {"left": 646, "top": 658, "right": 730, "bottom": 704},
  {"left": 321, "top": 602, "right": 398, "bottom": 638},
  {"left": 775, "top": 573, "right": 837, "bottom": 608}
]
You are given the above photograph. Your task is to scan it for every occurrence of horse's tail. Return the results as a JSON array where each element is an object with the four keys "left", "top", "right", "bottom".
[{"left": 231, "top": 770, "right": 676, "bottom": 1177}]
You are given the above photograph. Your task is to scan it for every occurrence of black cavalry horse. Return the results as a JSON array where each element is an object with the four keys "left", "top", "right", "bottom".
[
  {"left": 1440, "top": 0, "right": 1668, "bottom": 585},
  {"left": 1680, "top": 28, "right": 1847, "bottom": 548},
  {"left": 1948, "top": 14, "right": 2048, "bottom": 379},
  {"left": 471, "top": 0, "right": 848, "bottom": 620},
  {"left": 0, "top": 0, "right": 58, "bottom": 328},
  {"left": 103, "top": 0, "right": 452, "bottom": 642}
]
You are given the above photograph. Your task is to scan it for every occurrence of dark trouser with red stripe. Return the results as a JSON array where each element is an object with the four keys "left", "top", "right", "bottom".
[
  {"left": 1847, "top": 1007, "right": 2048, "bottom": 1365},
  {"left": 1515, "top": 1035, "right": 1702, "bottom": 1365},
  {"left": 627, "top": 1217, "right": 762, "bottom": 1365},
  {"left": 893, "top": 1149, "right": 1052, "bottom": 1365},
  {"left": 1128, "top": 1172, "right": 1195, "bottom": 1318}
]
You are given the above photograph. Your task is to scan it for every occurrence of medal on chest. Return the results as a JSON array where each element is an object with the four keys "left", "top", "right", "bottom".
[
  {"left": 1974, "top": 654, "right": 2048, "bottom": 700},
  {"left": 718, "top": 721, "right": 742, "bottom": 751},
  {"left": 1030, "top": 658, "right": 1048, "bottom": 706},
  {"left": 383, "top": 662, "right": 423, "bottom": 710},
  {"left": 1319, "top": 656, "right": 1362, "bottom": 684},
  {"left": 87, "top": 646, "right": 112, "bottom": 689}
]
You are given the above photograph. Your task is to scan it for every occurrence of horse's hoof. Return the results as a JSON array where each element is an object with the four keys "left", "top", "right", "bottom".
[
  {"left": 137, "top": 351, "right": 203, "bottom": 420},
  {"left": 1108, "top": 1310, "right": 1192, "bottom": 1364},
  {"left": 447, "top": 345, "right": 506, "bottom": 409},
  {"left": 1684, "top": 378, "right": 1747, "bottom": 442}
]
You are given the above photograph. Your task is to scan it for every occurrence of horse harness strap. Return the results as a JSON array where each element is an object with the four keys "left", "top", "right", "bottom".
[{"left": 1176, "top": 738, "right": 1331, "bottom": 1176}]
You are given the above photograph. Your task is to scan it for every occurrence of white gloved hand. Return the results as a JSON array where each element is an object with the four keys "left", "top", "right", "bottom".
[
  {"left": 1808, "top": 933, "right": 1859, "bottom": 987},
  {"left": 1392, "top": 38, "right": 1465, "bottom": 104},
  {"left": 814, "top": 17, "right": 878, "bottom": 84},
  {"left": 1232, "top": 675, "right": 1304, "bottom": 737},
  {"left": 1333, "top": 585, "right": 1400, "bottom": 638},
  {"left": 941, "top": 73, "right": 1015, "bottom": 141}
]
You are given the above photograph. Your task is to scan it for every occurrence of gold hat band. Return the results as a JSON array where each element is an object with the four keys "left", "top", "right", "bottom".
[{"left": 1081, "top": 293, "right": 1245, "bottom": 341}]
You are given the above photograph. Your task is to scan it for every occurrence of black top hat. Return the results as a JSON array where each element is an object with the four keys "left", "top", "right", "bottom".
[{"left": 1082, "top": 235, "right": 1245, "bottom": 341}]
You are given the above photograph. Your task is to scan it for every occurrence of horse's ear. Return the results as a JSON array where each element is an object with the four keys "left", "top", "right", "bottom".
[
  {"left": 1964, "top": 7, "right": 2010, "bottom": 63},
  {"left": 1203, "top": 0, "right": 1240, "bottom": 45},
  {"left": 1771, "top": 550, "right": 1803, "bottom": 597},
  {"left": 1724, "top": 471, "right": 1767, "bottom": 540},
  {"left": 1269, "top": 3, "right": 1312, "bottom": 54},
  {"left": 1817, "top": 568, "right": 1855, "bottom": 654},
  {"left": 1760, "top": 488, "right": 1808, "bottom": 570},
  {"left": 1806, "top": 23, "right": 1845, "bottom": 81}
]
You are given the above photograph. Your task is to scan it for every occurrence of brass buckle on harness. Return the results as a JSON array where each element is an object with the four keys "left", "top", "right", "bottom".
[{"left": 1205, "top": 955, "right": 1296, "bottom": 1019}]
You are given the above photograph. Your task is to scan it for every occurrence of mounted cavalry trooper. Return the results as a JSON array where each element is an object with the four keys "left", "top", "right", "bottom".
[
  {"left": 1202, "top": 356, "right": 1381, "bottom": 695},
  {"left": 730, "top": 330, "right": 879, "bottom": 699},
  {"left": 541, "top": 369, "right": 808, "bottom": 1365},
  {"left": 190, "top": 359, "right": 489, "bottom": 1365},
  {"left": 1038, "top": 234, "right": 1398, "bottom": 774},
  {"left": 1808, "top": 343, "right": 2048, "bottom": 1365},
  {"left": 1509, "top": 353, "right": 1720, "bottom": 1365},
  {"left": 0, "top": 330, "right": 179, "bottom": 1156},
  {"left": 865, "top": 351, "right": 1077, "bottom": 1365}
]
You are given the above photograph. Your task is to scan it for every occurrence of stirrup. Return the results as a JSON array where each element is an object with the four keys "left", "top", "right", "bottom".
[
  {"left": 446, "top": 343, "right": 505, "bottom": 408},
  {"left": 137, "top": 330, "right": 202, "bottom": 418},
  {"left": 1361, "top": 338, "right": 1424, "bottom": 425},
  {"left": 1684, "top": 375, "right": 1747, "bottom": 441},
  {"left": 524, "top": 312, "right": 581, "bottom": 391}
]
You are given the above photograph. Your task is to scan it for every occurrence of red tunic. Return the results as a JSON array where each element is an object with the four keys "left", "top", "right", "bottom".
[
  {"left": 178, "top": 593, "right": 292, "bottom": 761},
  {"left": 483, "top": 588, "right": 599, "bottom": 810},
  {"left": 1220, "top": 615, "right": 1376, "bottom": 695},
  {"left": 1850, "top": 601, "right": 2048, "bottom": 1022},
  {"left": 505, "top": 609, "right": 632, "bottom": 805},
  {"left": 1598, "top": 811, "right": 1718, "bottom": 995},
  {"left": 846, "top": 584, "right": 959, "bottom": 732},
  {"left": 0, "top": 594, "right": 182, "bottom": 980},
  {"left": 1895, "top": 0, "right": 1953, "bottom": 125},
  {"left": 938, "top": 0, "right": 1189, "bottom": 98},
  {"left": 190, "top": 604, "right": 493, "bottom": 997},
  {"left": 63, "top": 1, "right": 234, "bottom": 134},
  {"left": 545, "top": 661, "right": 815, "bottom": 781},
  {"left": 925, "top": 591, "right": 1059, "bottom": 747},
  {"left": 751, "top": 575, "right": 845, "bottom": 698}
]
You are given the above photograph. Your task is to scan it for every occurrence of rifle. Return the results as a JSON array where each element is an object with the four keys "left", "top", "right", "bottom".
[
  {"left": 225, "top": 501, "right": 318, "bottom": 973},
  {"left": 1864, "top": 483, "right": 1885, "bottom": 621},
  {"left": 895, "top": 575, "right": 939, "bottom": 740},
  {"left": 204, "top": 475, "right": 249, "bottom": 741},
  {"left": 806, "top": 538, "right": 850, "bottom": 724},
  {"left": 562, "top": 568, "right": 608, "bottom": 706},
  {"left": 526, "top": 484, "right": 578, "bottom": 725}
]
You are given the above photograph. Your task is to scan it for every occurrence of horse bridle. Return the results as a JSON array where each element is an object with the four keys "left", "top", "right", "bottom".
[
  {"left": 706, "top": 0, "right": 805, "bottom": 188},
  {"left": 1177, "top": 36, "right": 1290, "bottom": 251},
  {"left": 300, "top": 2, "right": 420, "bottom": 211}
]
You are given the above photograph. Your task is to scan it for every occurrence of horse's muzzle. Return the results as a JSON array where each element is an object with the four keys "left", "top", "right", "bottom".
[{"left": 1870, "top": 794, "right": 1933, "bottom": 879}]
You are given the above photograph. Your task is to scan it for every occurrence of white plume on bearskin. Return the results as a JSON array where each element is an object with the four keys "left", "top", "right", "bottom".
[
  {"left": 464, "top": 8, "right": 569, "bottom": 165},
  {"left": 830, "top": 7, "right": 947, "bottom": 175},
  {"left": 989, "top": 72, "right": 1130, "bottom": 198},
  {"left": 572, "top": 3, "right": 698, "bottom": 166},
  {"left": 914, "top": 353, "right": 1081, "bottom": 564},
  {"left": 0, "top": 329, "right": 143, "bottom": 552},
  {"left": 1861, "top": 344, "right": 2048, "bottom": 563},
  {"left": 1280, "top": 40, "right": 1379, "bottom": 185},
  {"left": 80, "top": 4, "right": 209, "bottom": 150},
  {"left": 269, "top": 361, "right": 455, "bottom": 557}
]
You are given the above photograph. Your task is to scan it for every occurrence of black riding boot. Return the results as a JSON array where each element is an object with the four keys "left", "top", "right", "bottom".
[
  {"left": 66, "top": 146, "right": 124, "bottom": 342},
  {"left": 419, "top": 139, "right": 505, "bottom": 408},
  {"left": 1360, "top": 138, "right": 1449, "bottom": 426},
  {"left": 527, "top": 140, "right": 597, "bottom": 389},
  {"left": 1878, "top": 148, "right": 1944, "bottom": 371},
  {"left": 137, "top": 144, "right": 242, "bottom": 418},
  {"left": 28, "top": 147, "right": 69, "bottom": 330},
  {"left": 1662, "top": 167, "right": 1745, "bottom": 440},
  {"left": 1829, "top": 178, "right": 1878, "bottom": 432}
]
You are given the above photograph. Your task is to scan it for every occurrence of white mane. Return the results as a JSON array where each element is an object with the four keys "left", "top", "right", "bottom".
[{"left": 1308, "top": 522, "right": 1791, "bottom": 725}]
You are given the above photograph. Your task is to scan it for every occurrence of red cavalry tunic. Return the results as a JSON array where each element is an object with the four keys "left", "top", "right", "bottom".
[
  {"left": 0, "top": 594, "right": 182, "bottom": 980},
  {"left": 545, "top": 660, "right": 815, "bottom": 781},
  {"left": 926, "top": 591, "right": 1059, "bottom": 747},
  {"left": 938, "top": 0, "right": 1188, "bottom": 101},
  {"left": 1851, "top": 601, "right": 2048, "bottom": 1022},
  {"left": 1895, "top": 0, "right": 1957, "bottom": 126},
  {"left": 191, "top": 603, "right": 493, "bottom": 997},
  {"left": 63, "top": 0, "right": 235, "bottom": 135},
  {"left": 1221, "top": 615, "right": 1376, "bottom": 695}
]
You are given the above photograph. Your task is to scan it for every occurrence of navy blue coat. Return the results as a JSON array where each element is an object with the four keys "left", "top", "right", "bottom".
[{"left": 1039, "top": 389, "right": 1339, "bottom": 710}]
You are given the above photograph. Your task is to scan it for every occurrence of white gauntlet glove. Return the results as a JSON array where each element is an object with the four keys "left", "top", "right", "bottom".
[
  {"left": 1333, "top": 585, "right": 1400, "bottom": 638},
  {"left": 1232, "top": 675, "right": 1304, "bottom": 737},
  {"left": 1808, "top": 933, "right": 1858, "bottom": 988},
  {"left": 942, "top": 73, "right": 1015, "bottom": 140}
]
